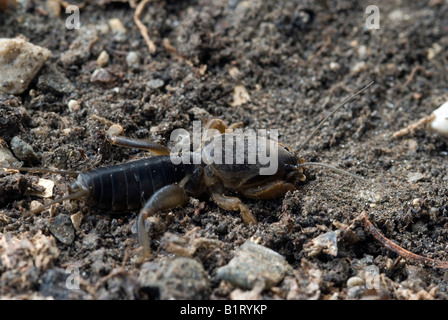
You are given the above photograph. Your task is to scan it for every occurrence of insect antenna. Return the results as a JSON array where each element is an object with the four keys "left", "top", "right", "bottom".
[
  {"left": 297, "top": 162, "right": 380, "bottom": 188},
  {"left": 295, "top": 80, "right": 374, "bottom": 154},
  {"left": 294, "top": 81, "right": 377, "bottom": 187},
  {"left": 2, "top": 167, "right": 83, "bottom": 214},
  {"left": 2, "top": 166, "right": 79, "bottom": 177}
]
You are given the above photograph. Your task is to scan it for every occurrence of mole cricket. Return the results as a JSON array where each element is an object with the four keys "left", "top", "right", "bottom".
[{"left": 3, "top": 81, "right": 375, "bottom": 258}]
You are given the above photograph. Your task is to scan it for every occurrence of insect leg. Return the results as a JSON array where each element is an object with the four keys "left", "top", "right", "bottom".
[
  {"left": 137, "top": 184, "right": 187, "bottom": 258},
  {"left": 239, "top": 181, "right": 297, "bottom": 200},
  {"left": 203, "top": 119, "right": 244, "bottom": 141},
  {"left": 210, "top": 184, "right": 258, "bottom": 226},
  {"left": 106, "top": 125, "right": 170, "bottom": 156},
  {"left": 108, "top": 135, "right": 170, "bottom": 155}
]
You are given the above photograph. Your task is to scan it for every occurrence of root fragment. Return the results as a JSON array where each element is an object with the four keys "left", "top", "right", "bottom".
[
  {"left": 134, "top": 0, "right": 156, "bottom": 55},
  {"left": 362, "top": 211, "right": 448, "bottom": 269},
  {"left": 392, "top": 114, "right": 435, "bottom": 138}
]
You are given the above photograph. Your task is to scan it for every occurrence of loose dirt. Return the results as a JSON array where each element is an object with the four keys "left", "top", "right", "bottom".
[{"left": 0, "top": 0, "right": 447, "bottom": 300}]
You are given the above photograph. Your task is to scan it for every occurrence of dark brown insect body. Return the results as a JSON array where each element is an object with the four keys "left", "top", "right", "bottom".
[{"left": 68, "top": 130, "right": 309, "bottom": 257}]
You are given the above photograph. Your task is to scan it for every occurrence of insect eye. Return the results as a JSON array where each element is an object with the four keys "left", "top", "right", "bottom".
[
  {"left": 284, "top": 164, "right": 298, "bottom": 172},
  {"left": 279, "top": 143, "right": 293, "bottom": 152}
]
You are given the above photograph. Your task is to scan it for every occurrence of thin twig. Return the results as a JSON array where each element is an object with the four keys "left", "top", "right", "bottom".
[
  {"left": 392, "top": 114, "right": 435, "bottom": 138},
  {"left": 306, "top": 30, "right": 333, "bottom": 63},
  {"left": 398, "top": 65, "right": 427, "bottom": 91},
  {"left": 134, "top": 0, "right": 156, "bottom": 54},
  {"left": 362, "top": 211, "right": 448, "bottom": 269}
]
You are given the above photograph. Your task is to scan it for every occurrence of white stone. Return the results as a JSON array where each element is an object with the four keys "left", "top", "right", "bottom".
[
  {"left": 430, "top": 101, "right": 448, "bottom": 139},
  {"left": 0, "top": 38, "right": 51, "bottom": 94},
  {"left": 351, "top": 61, "right": 367, "bottom": 73},
  {"left": 108, "top": 18, "right": 126, "bottom": 33},
  {"left": 96, "top": 50, "right": 109, "bottom": 67},
  {"left": 67, "top": 99, "right": 81, "bottom": 112},
  {"left": 126, "top": 51, "right": 140, "bottom": 68},
  {"left": 0, "top": 145, "right": 22, "bottom": 167}
]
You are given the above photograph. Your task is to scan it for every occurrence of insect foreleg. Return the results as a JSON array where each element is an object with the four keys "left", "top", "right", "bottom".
[
  {"left": 203, "top": 119, "right": 244, "bottom": 142},
  {"left": 137, "top": 184, "right": 187, "bottom": 258},
  {"left": 210, "top": 184, "right": 258, "bottom": 226},
  {"left": 106, "top": 124, "right": 170, "bottom": 155}
]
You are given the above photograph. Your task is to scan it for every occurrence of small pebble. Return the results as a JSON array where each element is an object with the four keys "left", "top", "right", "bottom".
[
  {"left": 430, "top": 101, "right": 448, "bottom": 139},
  {"left": 329, "top": 61, "right": 341, "bottom": 70},
  {"left": 25, "top": 178, "right": 54, "bottom": 198},
  {"left": 49, "top": 214, "right": 75, "bottom": 245},
  {"left": 351, "top": 61, "right": 367, "bottom": 73},
  {"left": 216, "top": 241, "right": 292, "bottom": 290},
  {"left": 228, "top": 66, "right": 240, "bottom": 79},
  {"left": 406, "top": 139, "right": 418, "bottom": 152},
  {"left": 126, "top": 51, "right": 140, "bottom": 68},
  {"left": 430, "top": 207, "right": 439, "bottom": 215},
  {"left": 90, "top": 68, "right": 116, "bottom": 83},
  {"left": 385, "top": 258, "right": 395, "bottom": 270},
  {"left": 67, "top": 99, "right": 81, "bottom": 112},
  {"left": 108, "top": 18, "right": 126, "bottom": 33},
  {"left": 10, "top": 136, "right": 40, "bottom": 165},
  {"left": 30, "top": 200, "right": 42, "bottom": 212},
  {"left": 427, "top": 43, "right": 442, "bottom": 60},
  {"left": 0, "top": 144, "right": 22, "bottom": 167},
  {"left": 96, "top": 50, "right": 109, "bottom": 67},
  {"left": 146, "top": 78, "right": 164, "bottom": 90},
  {"left": 357, "top": 45, "right": 368, "bottom": 58},
  {"left": 413, "top": 92, "right": 423, "bottom": 100},
  {"left": 230, "top": 85, "right": 251, "bottom": 107},
  {"left": 388, "top": 9, "right": 410, "bottom": 22},
  {"left": 407, "top": 172, "right": 424, "bottom": 183},
  {"left": 139, "top": 257, "right": 210, "bottom": 299},
  {"left": 216, "top": 223, "right": 228, "bottom": 235},
  {"left": 95, "top": 23, "right": 110, "bottom": 34},
  {"left": 70, "top": 212, "right": 83, "bottom": 231}
]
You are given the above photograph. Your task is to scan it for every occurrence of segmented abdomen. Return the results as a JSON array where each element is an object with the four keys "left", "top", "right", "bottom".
[{"left": 79, "top": 156, "right": 191, "bottom": 211}]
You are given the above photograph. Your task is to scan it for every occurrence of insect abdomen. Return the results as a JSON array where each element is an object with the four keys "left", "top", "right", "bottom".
[{"left": 79, "top": 156, "right": 190, "bottom": 211}]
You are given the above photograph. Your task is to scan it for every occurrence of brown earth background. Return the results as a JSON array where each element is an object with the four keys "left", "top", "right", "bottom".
[{"left": 1, "top": 0, "right": 448, "bottom": 300}]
